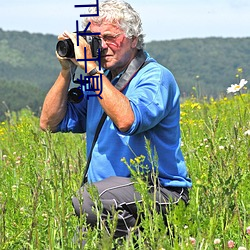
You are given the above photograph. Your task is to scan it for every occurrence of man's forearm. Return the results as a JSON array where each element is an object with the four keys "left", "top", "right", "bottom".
[
  {"left": 96, "top": 74, "right": 135, "bottom": 132},
  {"left": 40, "top": 70, "right": 71, "bottom": 132}
]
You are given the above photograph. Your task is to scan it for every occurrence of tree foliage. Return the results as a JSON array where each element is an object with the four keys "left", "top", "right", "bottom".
[
  {"left": 0, "top": 79, "right": 46, "bottom": 121},
  {"left": 0, "top": 28, "right": 249, "bottom": 120}
]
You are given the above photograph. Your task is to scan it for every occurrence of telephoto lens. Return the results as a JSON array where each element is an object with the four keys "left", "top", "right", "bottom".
[{"left": 56, "top": 39, "right": 75, "bottom": 58}]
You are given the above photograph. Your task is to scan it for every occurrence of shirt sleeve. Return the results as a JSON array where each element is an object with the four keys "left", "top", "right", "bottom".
[
  {"left": 119, "top": 63, "right": 180, "bottom": 135},
  {"left": 56, "top": 96, "right": 88, "bottom": 133}
]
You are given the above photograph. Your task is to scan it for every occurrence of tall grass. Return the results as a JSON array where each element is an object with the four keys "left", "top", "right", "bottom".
[{"left": 0, "top": 93, "right": 249, "bottom": 249}]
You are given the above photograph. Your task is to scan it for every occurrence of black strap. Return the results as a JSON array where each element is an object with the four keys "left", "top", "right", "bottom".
[
  {"left": 81, "top": 112, "right": 107, "bottom": 185},
  {"left": 81, "top": 50, "right": 150, "bottom": 185},
  {"left": 115, "top": 49, "right": 147, "bottom": 91}
]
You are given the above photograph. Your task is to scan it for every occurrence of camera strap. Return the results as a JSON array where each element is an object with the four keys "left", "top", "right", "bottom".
[{"left": 81, "top": 50, "right": 150, "bottom": 186}]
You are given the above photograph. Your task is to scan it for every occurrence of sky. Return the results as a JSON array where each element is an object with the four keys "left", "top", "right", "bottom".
[{"left": 1, "top": 0, "right": 250, "bottom": 42}]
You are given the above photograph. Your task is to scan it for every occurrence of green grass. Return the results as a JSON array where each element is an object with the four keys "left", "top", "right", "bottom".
[{"left": 0, "top": 93, "right": 249, "bottom": 249}]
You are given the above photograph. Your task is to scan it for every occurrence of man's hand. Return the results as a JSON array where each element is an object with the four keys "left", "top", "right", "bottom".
[
  {"left": 60, "top": 31, "right": 97, "bottom": 72},
  {"left": 56, "top": 32, "right": 78, "bottom": 72}
]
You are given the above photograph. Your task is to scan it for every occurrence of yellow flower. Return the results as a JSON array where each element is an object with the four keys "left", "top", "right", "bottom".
[
  {"left": 191, "top": 103, "right": 201, "bottom": 109},
  {"left": 130, "top": 159, "right": 135, "bottom": 165},
  {"left": 135, "top": 157, "right": 141, "bottom": 164},
  {"left": 237, "top": 67, "right": 243, "bottom": 73}
]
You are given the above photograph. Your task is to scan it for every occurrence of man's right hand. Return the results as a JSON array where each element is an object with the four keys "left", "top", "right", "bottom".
[{"left": 56, "top": 33, "right": 78, "bottom": 72}]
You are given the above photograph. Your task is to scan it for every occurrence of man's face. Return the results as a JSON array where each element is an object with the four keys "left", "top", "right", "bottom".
[{"left": 90, "top": 21, "right": 137, "bottom": 73}]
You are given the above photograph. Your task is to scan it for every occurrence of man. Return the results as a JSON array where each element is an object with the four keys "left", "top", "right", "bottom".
[{"left": 40, "top": 0, "right": 192, "bottom": 242}]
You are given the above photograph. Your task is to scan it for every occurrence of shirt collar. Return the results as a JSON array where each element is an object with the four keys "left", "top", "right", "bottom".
[{"left": 104, "top": 69, "right": 125, "bottom": 86}]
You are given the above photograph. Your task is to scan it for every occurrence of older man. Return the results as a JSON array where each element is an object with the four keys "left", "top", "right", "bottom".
[{"left": 40, "top": 0, "right": 192, "bottom": 241}]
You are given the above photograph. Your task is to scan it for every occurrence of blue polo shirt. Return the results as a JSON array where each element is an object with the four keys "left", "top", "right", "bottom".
[{"left": 57, "top": 52, "right": 192, "bottom": 188}]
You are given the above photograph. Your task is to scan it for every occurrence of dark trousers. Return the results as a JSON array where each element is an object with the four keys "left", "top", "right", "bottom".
[{"left": 72, "top": 176, "right": 189, "bottom": 238}]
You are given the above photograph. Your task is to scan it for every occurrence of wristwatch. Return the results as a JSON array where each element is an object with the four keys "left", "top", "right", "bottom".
[{"left": 87, "top": 67, "right": 104, "bottom": 76}]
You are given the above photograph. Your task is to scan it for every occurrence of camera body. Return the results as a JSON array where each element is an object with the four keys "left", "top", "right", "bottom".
[{"left": 56, "top": 33, "right": 102, "bottom": 59}]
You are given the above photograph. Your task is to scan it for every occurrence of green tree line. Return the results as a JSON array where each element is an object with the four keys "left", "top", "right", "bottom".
[{"left": 0, "top": 28, "right": 249, "bottom": 120}]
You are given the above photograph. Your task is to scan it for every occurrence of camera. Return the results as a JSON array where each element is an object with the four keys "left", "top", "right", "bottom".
[{"left": 56, "top": 33, "right": 102, "bottom": 59}]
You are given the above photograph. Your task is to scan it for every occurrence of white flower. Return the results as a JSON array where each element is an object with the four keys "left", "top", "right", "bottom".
[
  {"left": 244, "top": 130, "right": 250, "bottom": 136},
  {"left": 246, "top": 226, "right": 250, "bottom": 235},
  {"left": 189, "top": 237, "right": 196, "bottom": 245},
  {"left": 238, "top": 247, "right": 246, "bottom": 250},
  {"left": 214, "top": 238, "right": 221, "bottom": 244},
  {"left": 20, "top": 207, "right": 25, "bottom": 214},
  {"left": 227, "top": 79, "right": 248, "bottom": 93}
]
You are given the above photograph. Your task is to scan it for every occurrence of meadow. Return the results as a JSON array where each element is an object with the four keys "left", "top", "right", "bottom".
[{"left": 0, "top": 90, "right": 249, "bottom": 249}]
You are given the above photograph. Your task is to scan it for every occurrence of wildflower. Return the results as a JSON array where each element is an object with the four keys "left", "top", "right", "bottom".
[
  {"left": 214, "top": 238, "right": 221, "bottom": 244},
  {"left": 227, "top": 79, "right": 248, "bottom": 93},
  {"left": 12, "top": 185, "right": 18, "bottom": 192},
  {"left": 42, "top": 213, "right": 48, "bottom": 221},
  {"left": 121, "top": 157, "right": 126, "bottom": 163},
  {"left": 238, "top": 247, "right": 246, "bottom": 250},
  {"left": 228, "top": 240, "right": 235, "bottom": 248},
  {"left": 219, "top": 145, "right": 224, "bottom": 150},
  {"left": 69, "top": 164, "right": 74, "bottom": 171},
  {"left": 130, "top": 159, "right": 135, "bottom": 165},
  {"left": 244, "top": 130, "right": 250, "bottom": 136},
  {"left": 135, "top": 157, "right": 141, "bottom": 164},
  {"left": 237, "top": 67, "right": 243, "bottom": 73},
  {"left": 189, "top": 237, "right": 196, "bottom": 246},
  {"left": 191, "top": 103, "right": 201, "bottom": 109},
  {"left": 196, "top": 180, "right": 202, "bottom": 185},
  {"left": 246, "top": 226, "right": 250, "bottom": 235}
]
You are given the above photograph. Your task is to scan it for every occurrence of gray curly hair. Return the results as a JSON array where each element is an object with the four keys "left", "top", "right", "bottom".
[{"left": 82, "top": 0, "right": 145, "bottom": 49}]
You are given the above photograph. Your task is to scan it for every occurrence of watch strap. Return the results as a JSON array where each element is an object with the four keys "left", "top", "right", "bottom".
[{"left": 87, "top": 67, "right": 103, "bottom": 76}]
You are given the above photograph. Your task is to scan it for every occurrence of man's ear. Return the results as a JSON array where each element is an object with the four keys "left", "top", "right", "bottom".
[{"left": 131, "top": 36, "right": 139, "bottom": 49}]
